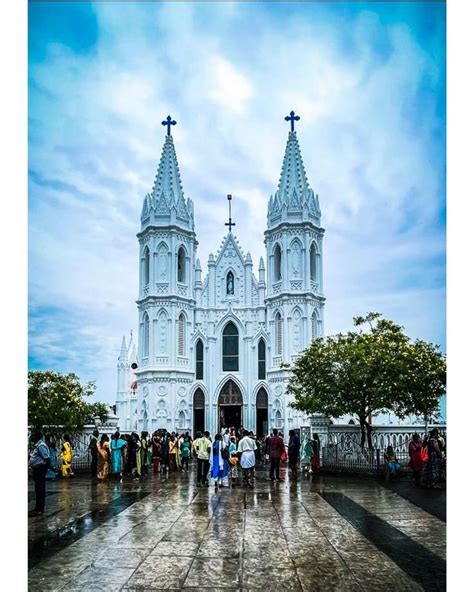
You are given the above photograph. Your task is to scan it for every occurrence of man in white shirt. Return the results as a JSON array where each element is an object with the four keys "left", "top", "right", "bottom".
[{"left": 238, "top": 430, "right": 257, "bottom": 488}]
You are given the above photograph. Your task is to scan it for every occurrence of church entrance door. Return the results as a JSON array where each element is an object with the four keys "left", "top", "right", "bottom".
[
  {"left": 218, "top": 380, "right": 243, "bottom": 431},
  {"left": 256, "top": 387, "right": 268, "bottom": 436},
  {"left": 193, "top": 388, "right": 205, "bottom": 437}
]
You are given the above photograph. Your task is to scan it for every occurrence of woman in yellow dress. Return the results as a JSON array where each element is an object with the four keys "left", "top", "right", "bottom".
[
  {"left": 60, "top": 434, "right": 74, "bottom": 477},
  {"left": 97, "top": 434, "right": 111, "bottom": 480}
]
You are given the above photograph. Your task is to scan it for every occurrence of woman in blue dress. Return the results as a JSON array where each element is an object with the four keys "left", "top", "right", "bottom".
[
  {"left": 45, "top": 435, "right": 57, "bottom": 479},
  {"left": 110, "top": 432, "right": 127, "bottom": 477},
  {"left": 210, "top": 433, "right": 228, "bottom": 489}
]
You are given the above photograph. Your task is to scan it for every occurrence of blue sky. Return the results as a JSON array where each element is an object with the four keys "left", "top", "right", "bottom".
[{"left": 28, "top": 1, "right": 446, "bottom": 410}]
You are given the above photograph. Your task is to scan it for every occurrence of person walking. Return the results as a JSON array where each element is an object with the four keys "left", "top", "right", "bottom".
[
  {"left": 193, "top": 431, "right": 211, "bottom": 487},
  {"left": 287, "top": 430, "right": 301, "bottom": 481},
  {"left": 29, "top": 431, "right": 50, "bottom": 516},
  {"left": 60, "top": 434, "right": 74, "bottom": 477},
  {"left": 210, "top": 433, "right": 229, "bottom": 489},
  {"left": 408, "top": 433, "right": 423, "bottom": 485},
  {"left": 169, "top": 434, "right": 178, "bottom": 472},
  {"left": 228, "top": 436, "right": 239, "bottom": 488},
  {"left": 123, "top": 434, "right": 133, "bottom": 477},
  {"left": 238, "top": 430, "right": 257, "bottom": 488},
  {"left": 180, "top": 435, "right": 191, "bottom": 472},
  {"left": 140, "top": 432, "right": 149, "bottom": 475},
  {"left": 152, "top": 431, "right": 162, "bottom": 474},
  {"left": 300, "top": 433, "right": 312, "bottom": 475},
  {"left": 176, "top": 433, "right": 183, "bottom": 470},
  {"left": 310, "top": 433, "right": 321, "bottom": 474},
  {"left": 268, "top": 429, "right": 285, "bottom": 482},
  {"left": 110, "top": 432, "right": 127, "bottom": 478},
  {"left": 97, "top": 434, "right": 111, "bottom": 481},
  {"left": 129, "top": 432, "right": 142, "bottom": 480},
  {"left": 45, "top": 435, "right": 58, "bottom": 480},
  {"left": 161, "top": 432, "right": 170, "bottom": 475},
  {"left": 89, "top": 430, "right": 99, "bottom": 479}
]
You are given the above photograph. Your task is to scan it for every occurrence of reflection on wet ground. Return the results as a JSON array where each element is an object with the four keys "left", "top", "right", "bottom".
[{"left": 28, "top": 465, "right": 446, "bottom": 591}]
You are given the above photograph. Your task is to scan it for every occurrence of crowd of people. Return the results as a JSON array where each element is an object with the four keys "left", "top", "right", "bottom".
[
  {"left": 28, "top": 427, "right": 321, "bottom": 515},
  {"left": 385, "top": 428, "right": 447, "bottom": 488},
  {"left": 28, "top": 426, "right": 445, "bottom": 516}
]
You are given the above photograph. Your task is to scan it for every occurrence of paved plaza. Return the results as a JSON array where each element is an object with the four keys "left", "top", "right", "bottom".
[{"left": 28, "top": 466, "right": 446, "bottom": 591}]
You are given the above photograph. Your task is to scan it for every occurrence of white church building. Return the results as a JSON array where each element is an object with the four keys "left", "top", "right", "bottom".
[{"left": 116, "top": 114, "right": 325, "bottom": 437}]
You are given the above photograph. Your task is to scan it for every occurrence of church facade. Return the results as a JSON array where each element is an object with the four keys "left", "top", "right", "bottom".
[{"left": 116, "top": 116, "right": 325, "bottom": 437}]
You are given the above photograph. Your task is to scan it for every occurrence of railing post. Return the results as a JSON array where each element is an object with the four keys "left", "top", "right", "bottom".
[{"left": 376, "top": 448, "right": 380, "bottom": 472}]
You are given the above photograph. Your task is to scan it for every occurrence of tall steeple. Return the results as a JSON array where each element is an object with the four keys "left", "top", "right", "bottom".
[
  {"left": 140, "top": 126, "right": 194, "bottom": 232},
  {"left": 267, "top": 117, "right": 320, "bottom": 228}
]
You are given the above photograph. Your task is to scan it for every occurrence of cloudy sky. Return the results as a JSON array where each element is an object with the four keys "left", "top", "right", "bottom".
[{"left": 28, "top": 1, "right": 446, "bottom": 409}]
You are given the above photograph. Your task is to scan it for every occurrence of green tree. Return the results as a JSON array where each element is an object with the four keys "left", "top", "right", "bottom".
[
  {"left": 28, "top": 370, "right": 104, "bottom": 438},
  {"left": 288, "top": 313, "right": 446, "bottom": 448},
  {"left": 84, "top": 401, "right": 110, "bottom": 426}
]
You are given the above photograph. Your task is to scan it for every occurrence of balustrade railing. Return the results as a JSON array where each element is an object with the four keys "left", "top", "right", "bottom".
[{"left": 320, "top": 424, "right": 446, "bottom": 475}]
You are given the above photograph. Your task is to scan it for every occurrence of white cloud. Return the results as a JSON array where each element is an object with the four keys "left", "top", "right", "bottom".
[{"left": 208, "top": 56, "right": 254, "bottom": 113}]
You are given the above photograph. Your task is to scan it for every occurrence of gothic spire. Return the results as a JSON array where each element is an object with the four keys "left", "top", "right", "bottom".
[
  {"left": 267, "top": 116, "right": 321, "bottom": 228},
  {"left": 152, "top": 134, "right": 185, "bottom": 207},
  {"left": 140, "top": 122, "right": 194, "bottom": 231},
  {"left": 118, "top": 335, "right": 128, "bottom": 362}
]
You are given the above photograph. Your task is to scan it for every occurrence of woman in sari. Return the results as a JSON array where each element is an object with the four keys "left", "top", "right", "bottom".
[
  {"left": 140, "top": 432, "right": 149, "bottom": 475},
  {"left": 97, "top": 434, "right": 111, "bottom": 480},
  {"left": 310, "top": 433, "right": 321, "bottom": 474},
  {"left": 110, "top": 432, "right": 127, "bottom": 477},
  {"left": 408, "top": 433, "right": 424, "bottom": 485},
  {"left": 300, "top": 434, "right": 312, "bottom": 475},
  {"left": 60, "top": 434, "right": 74, "bottom": 477},
  {"left": 131, "top": 433, "right": 142, "bottom": 480}
]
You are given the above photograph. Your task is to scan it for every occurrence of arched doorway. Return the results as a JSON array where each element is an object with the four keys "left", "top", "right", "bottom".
[
  {"left": 218, "top": 380, "right": 243, "bottom": 430},
  {"left": 256, "top": 388, "right": 268, "bottom": 437},
  {"left": 193, "top": 388, "right": 205, "bottom": 436}
]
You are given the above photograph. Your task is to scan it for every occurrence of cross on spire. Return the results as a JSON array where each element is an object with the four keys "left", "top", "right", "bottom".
[
  {"left": 225, "top": 194, "right": 235, "bottom": 233},
  {"left": 161, "top": 115, "right": 176, "bottom": 136},
  {"left": 285, "top": 110, "right": 300, "bottom": 132}
]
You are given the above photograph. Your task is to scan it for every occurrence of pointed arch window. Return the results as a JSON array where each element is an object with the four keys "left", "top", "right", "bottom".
[
  {"left": 258, "top": 338, "right": 266, "bottom": 380},
  {"left": 275, "top": 312, "right": 282, "bottom": 356},
  {"left": 195, "top": 339, "right": 204, "bottom": 380},
  {"left": 178, "top": 313, "right": 186, "bottom": 356},
  {"left": 178, "top": 410, "right": 186, "bottom": 429},
  {"left": 274, "top": 244, "right": 282, "bottom": 282},
  {"left": 143, "top": 312, "right": 150, "bottom": 357},
  {"left": 275, "top": 409, "right": 282, "bottom": 429},
  {"left": 222, "top": 321, "right": 239, "bottom": 371},
  {"left": 310, "top": 243, "right": 317, "bottom": 281},
  {"left": 226, "top": 271, "right": 234, "bottom": 295},
  {"left": 177, "top": 247, "right": 186, "bottom": 283},
  {"left": 312, "top": 310, "right": 322, "bottom": 339},
  {"left": 143, "top": 246, "right": 150, "bottom": 285}
]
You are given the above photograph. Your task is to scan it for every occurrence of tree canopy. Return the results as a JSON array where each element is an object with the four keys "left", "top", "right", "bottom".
[
  {"left": 28, "top": 370, "right": 109, "bottom": 437},
  {"left": 288, "top": 313, "right": 446, "bottom": 448}
]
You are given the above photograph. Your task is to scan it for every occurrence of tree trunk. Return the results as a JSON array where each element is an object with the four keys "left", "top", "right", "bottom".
[
  {"left": 359, "top": 417, "right": 366, "bottom": 449},
  {"left": 366, "top": 421, "right": 373, "bottom": 450}
]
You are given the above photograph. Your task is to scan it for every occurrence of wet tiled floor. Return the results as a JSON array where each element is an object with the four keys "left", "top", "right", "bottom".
[{"left": 28, "top": 465, "right": 446, "bottom": 591}]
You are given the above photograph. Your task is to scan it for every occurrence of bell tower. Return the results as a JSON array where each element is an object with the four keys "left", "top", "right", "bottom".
[
  {"left": 135, "top": 116, "right": 197, "bottom": 433},
  {"left": 265, "top": 111, "right": 325, "bottom": 432}
]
